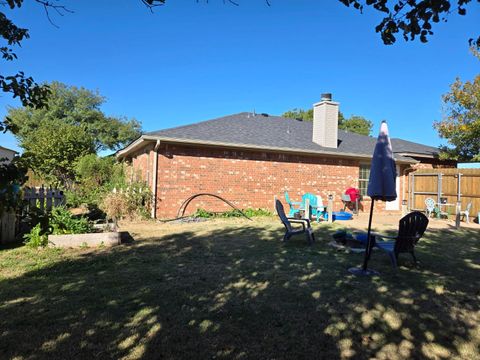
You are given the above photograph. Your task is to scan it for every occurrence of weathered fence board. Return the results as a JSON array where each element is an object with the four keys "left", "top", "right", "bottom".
[{"left": 0, "top": 212, "right": 16, "bottom": 244}]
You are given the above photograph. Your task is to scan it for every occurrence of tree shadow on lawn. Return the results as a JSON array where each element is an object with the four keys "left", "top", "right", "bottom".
[{"left": 0, "top": 221, "right": 479, "bottom": 359}]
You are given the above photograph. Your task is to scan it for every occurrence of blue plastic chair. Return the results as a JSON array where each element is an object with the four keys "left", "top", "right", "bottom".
[
  {"left": 284, "top": 191, "right": 303, "bottom": 217},
  {"left": 302, "top": 193, "right": 327, "bottom": 222}
]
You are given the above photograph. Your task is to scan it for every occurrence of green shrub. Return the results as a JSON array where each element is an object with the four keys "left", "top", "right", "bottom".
[
  {"left": 23, "top": 206, "right": 93, "bottom": 248},
  {"left": 64, "top": 189, "right": 85, "bottom": 208},
  {"left": 0, "top": 158, "right": 28, "bottom": 215},
  {"left": 49, "top": 207, "right": 92, "bottom": 235},
  {"left": 66, "top": 155, "right": 128, "bottom": 208},
  {"left": 242, "top": 208, "right": 273, "bottom": 217},
  {"left": 193, "top": 208, "right": 272, "bottom": 219},
  {"left": 193, "top": 208, "right": 214, "bottom": 218},
  {"left": 75, "top": 154, "right": 115, "bottom": 188},
  {"left": 23, "top": 224, "right": 48, "bottom": 248}
]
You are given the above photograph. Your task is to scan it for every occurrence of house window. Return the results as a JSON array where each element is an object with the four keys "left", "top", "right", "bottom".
[{"left": 358, "top": 164, "right": 370, "bottom": 196}]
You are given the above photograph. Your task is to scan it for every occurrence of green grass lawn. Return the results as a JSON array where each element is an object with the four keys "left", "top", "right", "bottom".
[{"left": 1, "top": 218, "right": 479, "bottom": 359}]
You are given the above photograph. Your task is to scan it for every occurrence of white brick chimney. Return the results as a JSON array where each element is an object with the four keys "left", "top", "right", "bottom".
[{"left": 312, "top": 93, "right": 339, "bottom": 148}]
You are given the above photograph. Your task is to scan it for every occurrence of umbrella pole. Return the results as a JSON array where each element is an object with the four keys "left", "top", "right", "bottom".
[{"left": 362, "top": 199, "right": 375, "bottom": 271}]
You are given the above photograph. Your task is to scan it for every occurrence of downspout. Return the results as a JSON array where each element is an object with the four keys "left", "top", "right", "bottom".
[{"left": 151, "top": 140, "right": 161, "bottom": 219}]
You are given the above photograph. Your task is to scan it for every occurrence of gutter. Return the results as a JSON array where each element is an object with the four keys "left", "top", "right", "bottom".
[
  {"left": 116, "top": 135, "right": 159, "bottom": 159},
  {"left": 395, "top": 151, "right": 438, "bottom": 159},
  {"left": 117, "top": 135, "right": 418, "bottom": 164}
]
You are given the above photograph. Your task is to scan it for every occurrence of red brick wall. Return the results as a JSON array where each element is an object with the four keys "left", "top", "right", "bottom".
[
  {"left": 129, "top": 144, "right": 154, "bottom": 186},
  {"left": 129, "top": 143, "right": 408, "bottom": 219}
]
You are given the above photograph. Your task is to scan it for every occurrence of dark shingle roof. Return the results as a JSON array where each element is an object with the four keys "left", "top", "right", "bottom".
[{"left": 144, "top": 112, "right": 439, "bottom": 161}]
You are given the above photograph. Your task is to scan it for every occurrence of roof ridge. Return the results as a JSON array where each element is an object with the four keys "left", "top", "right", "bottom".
[{"left": 391, "top": 137, "right": 438, "bottom": 150}]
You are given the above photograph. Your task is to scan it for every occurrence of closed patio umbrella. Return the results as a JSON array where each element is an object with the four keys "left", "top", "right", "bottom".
[{"left": 349, "top": 121, "right": 397, "bottom": 276}]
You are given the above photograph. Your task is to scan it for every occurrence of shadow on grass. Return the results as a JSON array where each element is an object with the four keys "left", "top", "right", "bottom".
[{"left": 0, "top": 220, "right": 479, "bottom": 359}]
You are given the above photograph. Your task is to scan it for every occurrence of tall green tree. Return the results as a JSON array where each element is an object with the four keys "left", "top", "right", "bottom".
[
  {"left": 7, "top": 82, "right": 142, "bottom": 152},
  {"left": 21, "top": 120, "right": 95, "bottom": 187},
  {"left": 282, "top": 108, "right": 346, "bottom": 123},
  {"left": 282, "top": 108, "right": 373, "bottom": 136},
  {"left": 434, "top": 50, "right": 480, "bottom": 161},
  {"left": 0, "top": 0, "right": 160, "bottom": 133},
  {"left": 5, "top": 82, "right": 142, "bottom": 185},
  {"left": 340, "top": 115, "right": 373, "bottom": 136}
]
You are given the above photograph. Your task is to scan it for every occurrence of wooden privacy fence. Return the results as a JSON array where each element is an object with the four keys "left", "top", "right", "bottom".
[{"left": 409, "top": 168, "right": 480, "bottom": 219}]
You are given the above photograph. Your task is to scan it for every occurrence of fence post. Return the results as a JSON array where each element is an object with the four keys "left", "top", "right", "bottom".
[
  {"left": 304, "top": 198, "right": 310, "bottom": 220},
  {"left": 410, "top": 174, "right": 415, "bottom": 211},
  {"left": 457, "top": 173, "right": 462, "bottom": 203},
  {"left": 455, "top": 202, "right": 461, "bottom": 229},
  {"left": 39, "top": 186, "right": 45, "bottom": 212},
  {"left": 328, "top": 194, "right": 333, "bottom": 224},
  {"left": 437, "top": 174, "right": 442, "bottom": 209},
  {"left": 46, "top": 187, "right": 53, "bottom": 211}
]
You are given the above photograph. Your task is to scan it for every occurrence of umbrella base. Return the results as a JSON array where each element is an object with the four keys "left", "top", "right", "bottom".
[{"left": 348, "top": 267, "right": 380, "bottom": 276}]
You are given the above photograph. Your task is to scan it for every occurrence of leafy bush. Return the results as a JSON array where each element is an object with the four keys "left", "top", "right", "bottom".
[
  {"left": 23, "top": 206, "right": 93, "bottom": 248},
  {"left": 193, "top": 208, "right": 214, "bottom": 218},
  {"left": 66, "top": 155, "right": 127, "bottom": 208},
  {"left": 242, "top": 208, "right": 273, "bottom": 217},
  {"left": 23, "top": 223, "right": 48, "bottom": 248},
  {"left": 75, "top": 154, "right": 115, "bottom": 188},
  {"left": 65, "top": 186, "right": 105, "bottom": 209},
  {"left": 193, "top": 208, "right": 272, "bottom": 219},
  {"left": 0, "top": 157, "right": 28, "bottom": 215},
  {"left": 64, "top": 189, "right": 86, "bottom": 208},
  {"left": 49, "top": 207, "right": 92, "bottom": 235}
]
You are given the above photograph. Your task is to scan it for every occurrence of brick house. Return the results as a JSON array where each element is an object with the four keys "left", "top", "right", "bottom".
[{"left": 116, "top": 94, "right": 455, "bottom": 219}]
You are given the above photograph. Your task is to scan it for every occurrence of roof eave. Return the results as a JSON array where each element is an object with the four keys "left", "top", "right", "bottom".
[
  {"left": 395, "top": 151, "right": 438, "bottom": 159},
  {"left": 116, "top": 135, "right": 158, "bottom": 159},
  {"left": 0, "top": 146, "right": 18, "bottom": 154},
  {"left": 118, "top": 135, "right": 418, "bottom": 164}
]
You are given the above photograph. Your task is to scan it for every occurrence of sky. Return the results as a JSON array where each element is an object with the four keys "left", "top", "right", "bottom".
[{"left": 0, "top": 0, "right": 479, "bottom": 155}]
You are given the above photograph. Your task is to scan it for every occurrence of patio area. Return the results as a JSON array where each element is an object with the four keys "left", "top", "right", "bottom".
[
  {"left": 0, "top": 216, "right": 479, "bottom": 359},
  {"left": 335, "top": 211, "right": 480, "bottom": 231}
]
